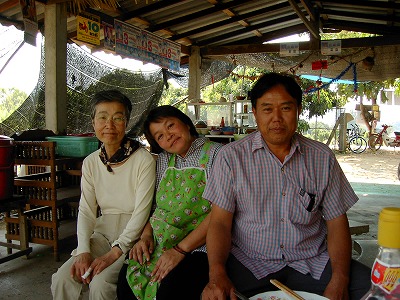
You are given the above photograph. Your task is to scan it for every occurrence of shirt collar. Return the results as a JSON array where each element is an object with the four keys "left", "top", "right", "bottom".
[
  {"left": 251, "top": 131, "right": 303, "bottom": 157},
  {"left": 172, "top": 137, "right": 206, "bottom": 159}
]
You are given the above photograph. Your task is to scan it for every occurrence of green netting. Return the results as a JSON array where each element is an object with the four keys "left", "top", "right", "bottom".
[
  {"left": 0, "top": 38, "right": 164, "bottom": 137},
  {"left": 0, "top": 28, "right": 234, "bottom": 138}
]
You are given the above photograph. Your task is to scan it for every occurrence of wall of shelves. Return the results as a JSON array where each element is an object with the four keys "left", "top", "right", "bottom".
[
  {"left": 186, "top": 102, "right": 234, "bottom": 127},
  {"left": 186, "top": 99, "right": 256, "bottom": 134},
  {"left": 234, "top": 100, "right": 256, "bottom": 133}
]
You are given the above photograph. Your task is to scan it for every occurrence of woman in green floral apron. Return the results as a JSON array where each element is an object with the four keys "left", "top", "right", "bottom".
[{"left": 117, "top": 105, "right": 222, "bottom": 300}]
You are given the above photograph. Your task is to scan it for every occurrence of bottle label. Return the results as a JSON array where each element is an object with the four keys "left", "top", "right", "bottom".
[{"left": 371, "top": 258, "right": 400, "bottom": 294}]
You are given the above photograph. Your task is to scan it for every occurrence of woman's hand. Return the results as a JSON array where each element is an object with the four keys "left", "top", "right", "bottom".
[
  {"left": 70, "top": 252, "right": 93, "bottom": 284},
  {"left": 129, "top": 236, "right": 154, "bottom": 264},
  {"left": 151, "top": 247, "right": 185, "bottom": 283}
]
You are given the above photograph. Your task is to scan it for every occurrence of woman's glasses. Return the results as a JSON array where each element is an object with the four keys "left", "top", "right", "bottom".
[{"left": 95, "top": 114, "right": 126, "bottom": 125}]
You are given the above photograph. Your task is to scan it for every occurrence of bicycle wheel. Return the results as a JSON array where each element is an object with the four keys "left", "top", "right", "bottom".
[
  {"left": 349, "top": 136, "right": 367, "bottom": 154},
  {"left": 368, "top": 134, "right": 382, "bottom": 150}
]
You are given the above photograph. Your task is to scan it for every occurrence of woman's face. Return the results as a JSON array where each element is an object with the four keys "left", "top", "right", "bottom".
[
  {"left": 149, "top": 116, "right": 195, "bottom": 157},
  {"left": 93, "top": 101, "right": 127, "bottom": 148}
]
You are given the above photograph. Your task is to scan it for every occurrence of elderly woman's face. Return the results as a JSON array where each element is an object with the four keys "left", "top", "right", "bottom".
[
  {"left": 93, "top": 101, "right": 127, "bottom": 148},
  {"left": 149, "top": 116, "right": 194, "bottom": 157}
]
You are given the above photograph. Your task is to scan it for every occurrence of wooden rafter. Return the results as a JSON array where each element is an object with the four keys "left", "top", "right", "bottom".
[{"left": 288, "top": 0, "right": 319, "bottom": 39}]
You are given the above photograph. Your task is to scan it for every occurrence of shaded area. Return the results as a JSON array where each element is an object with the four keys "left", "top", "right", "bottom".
[{"left": 350, "top": 181, "right": 400, "bottom": 196}]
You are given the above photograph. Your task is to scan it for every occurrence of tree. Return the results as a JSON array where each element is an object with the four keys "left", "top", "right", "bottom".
[
  {"left": 0, "top": 87, "right": 27, "bottom": 122},
  {"left": 320, "top": 30, "right": 398, "bottom": 134},
  {"left": 336, "top": 80, "right": 394, "bottom": 133},
  {"left": 159, "top": 84, "right": 188, "bottom": 111}
]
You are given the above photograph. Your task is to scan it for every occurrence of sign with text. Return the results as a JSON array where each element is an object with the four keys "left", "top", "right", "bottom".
[
  {"left": 20, "top": 0, "right": 38, "bottom": 46},
  {"left": 77, "top": 12, "right": 100, "bottom": 45},
  {"left": 280, "top": 42, "right": 299, "bottom": 57},
  {"left": 321, "top": 40, "right": 341, "bottom": 55},
  {"left": 102, "top": 22, "right": 115, "bottom": 51},
  {"left": 114, "top": 20, "right": 181, "bottom": 71}
]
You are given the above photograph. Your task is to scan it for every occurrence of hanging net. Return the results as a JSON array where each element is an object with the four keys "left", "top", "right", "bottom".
[{"left": 0, "top": 31, "right": 235, "bottom": 138}]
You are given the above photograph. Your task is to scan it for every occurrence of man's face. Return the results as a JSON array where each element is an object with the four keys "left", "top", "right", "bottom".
[{"left": 252, "top": 84, "right": 301, "bottom": 150}]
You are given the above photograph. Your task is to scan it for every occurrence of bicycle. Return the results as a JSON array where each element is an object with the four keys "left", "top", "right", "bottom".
[
  {"left": 346, "top": 124, "right": 368, "bottom": 154},
  {"left": 368, "top": 124, "right": 390, "bottom": 151}
]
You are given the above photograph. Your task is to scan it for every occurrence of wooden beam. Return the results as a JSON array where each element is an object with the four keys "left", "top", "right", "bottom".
[
  {"left": 169, "top": 2, "right": 289, "bottom": 42},
  {"left": 0, "top": 15, "right": 24, "bottom": 30},
  {"left": 300, "top": 0, "right": 316, "bottom": 22},
  {"left": 201, "top": 35, "right": 400, "bottom": 56},
  {"left": 288, "top": 0, "right": 319, "bottom": 39},
  {"left": 0, "top": 0, "right": 18, "bottom": 13},
  {"left": 197, "top": 14, "right": 300, "bottom": 47}
]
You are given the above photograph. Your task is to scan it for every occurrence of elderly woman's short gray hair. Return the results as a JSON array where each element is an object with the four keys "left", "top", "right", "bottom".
[{"left": 90, "top": 90, "right": 132, "bottom": 121}]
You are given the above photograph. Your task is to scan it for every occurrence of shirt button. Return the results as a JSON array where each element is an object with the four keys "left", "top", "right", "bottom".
[
  {"left": 281, "top": 167, "right": 284, "bottom": 172},
  {"left": 280, "top": 218, "right": 284, "bottom": 222},
  {"left": 282, "top": 192, "right": 286, "bottom": 196},
  {"left": 280, "top": 244, "right": 284, "bottom": 249}
]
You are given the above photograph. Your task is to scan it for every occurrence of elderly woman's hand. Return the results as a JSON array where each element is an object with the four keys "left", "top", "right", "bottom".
[
  {"left": 129, "top": 235, "right": 154, "bottom": 264},
  {"left": 89, "top": 247, "right": 122, "bottom": 280},
  {"left": 70, "top": 252, "right": 93, "bottom": 284}
]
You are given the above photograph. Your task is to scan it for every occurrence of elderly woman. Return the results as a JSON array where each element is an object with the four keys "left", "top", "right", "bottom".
[
  {"left": 51, "top": 90, "right": 156, "bottom": 300},
  {"left": 117, "top": 105, "right": 223, "bottom": 300}
]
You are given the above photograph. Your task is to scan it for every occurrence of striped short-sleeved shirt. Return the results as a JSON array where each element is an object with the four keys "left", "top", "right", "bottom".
[{"left": 203, "top": 131, "right": 358, "bottom": 280}]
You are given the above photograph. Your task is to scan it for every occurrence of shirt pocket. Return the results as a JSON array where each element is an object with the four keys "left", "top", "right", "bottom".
[{"left": 290, "top": 185, "right": 322, "bottom": 225}]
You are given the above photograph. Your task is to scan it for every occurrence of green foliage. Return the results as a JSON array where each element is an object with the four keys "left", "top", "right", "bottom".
[
  {"left": 0, "top": 87, "right": 27, "bottom": 122},
  {"left": 297, "top": 119, "right": 310, "bottom": 134},
  {"left": 300, "top": 78, "right": 347, "bottom": 119},
  {"left": 394, "top": 78, "right": 400, "bottom": 96},
  {"left": 320, "top": 30, "right": 377, "bottom": 40},
  {"left": 201, "top": 66, "right": 265, "bottom": 102},
  {"left": 159, "top": 84, "right": 188, "bottom": 111},
  {"left": 303, "top": 121, "right": 332, "bottom": 143},
  {"left": 336, "top": 80, "right": 392, "bottom": 103}
]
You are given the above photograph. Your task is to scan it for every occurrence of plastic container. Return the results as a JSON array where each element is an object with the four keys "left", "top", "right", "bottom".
[
  {"left": 361, "top": 207, "right": 400, "bottom": 299},
  {"left": 0, "top": 135, "right": 14, "bottom": 200},
  {"left": 46, "top": 136, "right": 99, "bottom": 157}
]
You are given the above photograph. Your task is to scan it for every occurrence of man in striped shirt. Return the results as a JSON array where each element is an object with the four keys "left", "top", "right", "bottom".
[{"left": 201, "top": 73, "right": 371, "bottom": 300}]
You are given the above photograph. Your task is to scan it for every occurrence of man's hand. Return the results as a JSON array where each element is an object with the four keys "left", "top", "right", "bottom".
[
  {"left": 201, "top": 273, "right": 237, "bottom": 300},
  {"left": 129, "top": 236, "right": 154, "bottom": 264},
  {"left": 323, "top": 275, "right": 350, "bottom": 300}
]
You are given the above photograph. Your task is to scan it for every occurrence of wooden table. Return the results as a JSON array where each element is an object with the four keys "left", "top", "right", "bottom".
[{"left": 0, "top": 195, "right": 33, "bottom": 264}]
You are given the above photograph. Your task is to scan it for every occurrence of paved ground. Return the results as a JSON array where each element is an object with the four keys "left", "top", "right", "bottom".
[{"left": 0, "top": 148, "right": 399, "bottom": 300}]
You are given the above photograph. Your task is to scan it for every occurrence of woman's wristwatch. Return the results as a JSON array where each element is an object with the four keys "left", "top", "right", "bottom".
[{"left": 111, "top": 241, "right": 123, "bottom": 252}]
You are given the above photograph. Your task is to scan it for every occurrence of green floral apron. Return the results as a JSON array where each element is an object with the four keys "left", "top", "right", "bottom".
[{"left": 126, "top": 141, "right": 214, "bottom": 300}]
